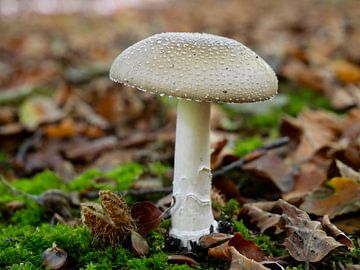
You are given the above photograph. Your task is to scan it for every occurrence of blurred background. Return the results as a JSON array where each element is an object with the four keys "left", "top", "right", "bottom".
[{"left": 1, "top": 0, "right": 360, "bottom": 181}]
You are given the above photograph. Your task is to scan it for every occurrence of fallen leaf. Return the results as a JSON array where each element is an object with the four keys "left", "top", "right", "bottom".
[
  {"left": 130, "top": 230, "right": 149, "bottom": 257},
  {"left": 241, "top": 201, "right": 281, "bottom": 233},
  {"left": 19, "top": 95, "right": 64, "bottom": 130},
  {"left": 336, "top": 160, "right": 360, "bottom": 182},
  {"left": 130, "top": 201, "right": 163, "bottom": 236},
  {"left": 333, "top": 60, "right": 360, "bottom": 84},
  {"left": 42, "top": 243, "right": 67, "bottom": 270},
  {"left": 300, "top": 177, "right": 360, "bottom": 218},
  {"left": 167, "top": 255, "right": 199, "bottom": 266},
  {"left": 278, "top": 199, "right": 344, "bottom": 263},
  {"left": 321, "top": 215, "right": 353, "bottom": 249},
  {"left": 334, "top": 217, "right": 360, "bottom": 234},
  {"left": 280, "top": 110, "right": 340, "bottom": 162},
  {"left": 199, "top": 233, "right": 233, "bottom": 249},
  {"left": 208, "top": 233, "right": 264, "bottom": 262},
  {"left": 43, "top": 118, "right": 76, "bottom": 138},
  {"left": 242, "top": 153, "right": 294, "bottom": 193},
  {"left": 63, "top": 136, "right": 117, "bottom": 161},
  {"left": 229, "top": 246, "right": 270, "bottom": 270},
  {"left": 281, "top": 60, "right": 326, "bottom": 92},
  {"left": 283, "top": 161, "right": 327, "bottom": 201}
]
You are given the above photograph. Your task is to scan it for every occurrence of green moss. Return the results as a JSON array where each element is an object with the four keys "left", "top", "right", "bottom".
[
  {"left": 0, "top": 224, "right": 92, "bottom": 268},
  {"left": 8, "top": 262, "right": 37, "bottom": 270},
  {"left": 286, "top": 266, "right": 305, "bottom": 270},
  {"left": 328, "top": 239, "right": 360, "bottom": 266},
  {"left": 79, "top": 246, "right": 131, "bottom": 269},
  {"left": 148, "top": 161, "right": 172, "bottom": 176},
  {"left": 239, "top": 86, "right": 331, "bottom": 131},
  {"left": 234, "top": 220, "right": 287, "bottom": 257},
  {"left": 219, "top": 199, "right": 240, "bottom": 221},
  {"left": 104, "top": 162, "right": 144, "bottom": 191},
  {"left": 69, "top": 168, "right": 103, "bottom": 191},
  {"left": 233, "top": 137, "right": 263, "bottom": 157},
  {"left": 128, "top": 252, "right": 196, "bottom": 270},
  {"left": 13, "top": 170, "right": 65, "bottom": 195},
  {"left": 10, "top": 206, "right": 44, "bottom": 226},
  {"left": 69, "top": 163, "right": 143, "bottom": 192}
]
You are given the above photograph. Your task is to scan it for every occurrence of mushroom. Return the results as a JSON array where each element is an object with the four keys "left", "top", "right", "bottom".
[{"left": 110, "top": 32, "right": 277, "bottom": 249}]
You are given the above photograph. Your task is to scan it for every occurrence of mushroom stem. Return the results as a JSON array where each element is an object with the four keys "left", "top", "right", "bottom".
[{"left": 170, "top": 99, "right": 217, "bottom": 249}]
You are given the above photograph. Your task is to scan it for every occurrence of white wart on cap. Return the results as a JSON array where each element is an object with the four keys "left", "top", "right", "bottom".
[{"left": 110, "top": 32, "right": 277, "bottom": 103}]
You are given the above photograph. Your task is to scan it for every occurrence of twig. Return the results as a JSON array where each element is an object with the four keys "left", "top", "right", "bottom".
[
  {"left": 15, "top": 129, "right": 43, "bottom": 165},
  {"left": 122, "top": 186, "right": 172, "bottom": 196},
  {"left": 212, "top": 137, "right": 289, "bottom": 178},
  {"left": 82, "top": 186, "right": 173, "bottom": 200},
  {"left": 0, "top": 174, "right": 39, "bottom": 202}
]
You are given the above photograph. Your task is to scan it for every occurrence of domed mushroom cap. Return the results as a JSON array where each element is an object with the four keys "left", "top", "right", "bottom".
[{"left": 110, "top": 32, "right": 277, "bottom": 103}]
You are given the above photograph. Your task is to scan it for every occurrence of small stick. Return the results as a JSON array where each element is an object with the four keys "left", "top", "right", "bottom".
[
  {"left": 212, "top": 137, "right": 289, "bottom": 178},
  {"left": 82, "top": 186, "right": 173, "bottom": 200},
  {"left": 0, "top": 174, "right": 39, "bottom": 202},
  {"left": 15, "top": 129, "right": 43, "bottom": 165}
]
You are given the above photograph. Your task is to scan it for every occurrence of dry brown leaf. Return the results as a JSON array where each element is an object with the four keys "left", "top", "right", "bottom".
[
  {"left": 280, "top": 110, "right": 340, "bottom": 162},
  {"left": 336, "top": 160, "right": 360, "bottom": 182},
  {"left": 167, "top": 255, "right": 199, "bottom": 266},
  {"left": 283, "top": 162, "right": 327, "bottom": 201},
  {"left": 242, "top": 153, "right": 294, "bottom": 193},
  {"left": 130, "top": 201, "right": 163, "bottom": 236},
  {"left": 281, "top": 60, "right": 326, "bottom": 92},
  {"left": 63, "top": 136, "right": 117, "bottom": 161},
  {"left": 301, "top": 177, "right": 360, "bottom": 218},
  {"left": 241, "top": 201, "right": 282, "bottom": 233},
  {"left": 19, "top": 96, "right": 64, "bottom": 130},
  {"left": 43, "top": 118, "right": 76, "bottom": 138},
  {"left": 199, "top": 233, "right": 233, "bottom": 249},
  {"left": 333, "top": 60, "right": 360, "bottom": 84},
  {"left": 321, "top": 215, "right": 353, "bottom": 249},
  {"left": 278, "top": 199, "right": 344, "bottom": 263},
  {"left": 208, "top": 233, "right": 264, "bottom": 262},
  {"left": 334, "top": 217, "right": 360, "bottom": 235},
  {"left": 229, "top": 247, "right": 270, "bottom": 270}
]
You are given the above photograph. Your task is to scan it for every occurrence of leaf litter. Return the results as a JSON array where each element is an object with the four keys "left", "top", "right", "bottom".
[{"left": 0, "top": 0, "right": 360, "bottom": 269}]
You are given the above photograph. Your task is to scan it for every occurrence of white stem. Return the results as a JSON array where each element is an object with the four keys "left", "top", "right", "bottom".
[{"left": 170, "top": 99, "right": 217, "bottom": 249}]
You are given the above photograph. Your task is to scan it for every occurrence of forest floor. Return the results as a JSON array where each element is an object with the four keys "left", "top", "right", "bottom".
[{"left": 0, "top": 0, "right": 359, "bottom": 269}]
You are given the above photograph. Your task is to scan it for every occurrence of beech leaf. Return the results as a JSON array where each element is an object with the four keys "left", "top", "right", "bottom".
[
  {"left": 208, "top": 233, "right": 264, "bottom": 262},
  {"left": 242, "top": 153, "right": 294, "bottom": 193},
  {"left": 241, "top": 201, "right": 282, "bottom": 233},
  {"left": 278, "top": 199, "right": 344, "bottom": 263},
  {"left": 229, "top": 247, "right": 270, "bottom": 270},
  {"left": 131, "top": 201, "right": 163, "bottom": 236},
  {"left": 199, "top": 233, "right": 233, "bottom": 249},
  {"left": 167, "top": 255, "right": 199, "bottom": 266},
  {"left": 300, "top": 177, "right": 360, "bottom": 218},
  {"left": 321, "top": 215, "right": 353, "bottom": 249}
]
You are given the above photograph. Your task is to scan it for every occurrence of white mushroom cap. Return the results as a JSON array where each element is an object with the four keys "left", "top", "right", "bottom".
[{"left": 110, "top": 32, "right": 277, "bottom": 103}]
